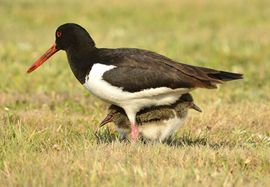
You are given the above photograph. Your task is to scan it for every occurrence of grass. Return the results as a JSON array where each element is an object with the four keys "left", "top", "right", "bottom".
[{"left": 0, "top": 0, "right": 270, "bottom": 186}]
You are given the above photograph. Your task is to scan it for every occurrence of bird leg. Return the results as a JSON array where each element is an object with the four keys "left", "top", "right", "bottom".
[
  {"left": 125, "top": 109, "right": 139, "bottom": 142},
  {"left": 131, "top": 122, "right": 139, "bottom": 142}
]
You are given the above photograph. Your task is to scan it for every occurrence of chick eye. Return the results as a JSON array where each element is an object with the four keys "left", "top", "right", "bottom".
[{"left": 56, "top": 31, "right": 62, "bottom": 38}]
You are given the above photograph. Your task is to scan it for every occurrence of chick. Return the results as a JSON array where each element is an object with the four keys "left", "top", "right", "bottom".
[{"left": 100, "top": 93, "right": 201, "bottom": 142}]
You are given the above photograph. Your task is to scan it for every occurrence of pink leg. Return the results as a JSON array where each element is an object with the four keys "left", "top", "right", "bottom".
[{"left": 131, "top": 122, "right": 139, "bottom": 142}]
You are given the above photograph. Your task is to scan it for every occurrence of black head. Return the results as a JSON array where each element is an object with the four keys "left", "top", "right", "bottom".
[
  {"left": 27, "top": 23, "right": 96, "bottom": 73},
  {"left": 55, "top": 23, "right": 95, "bottom": 50}
]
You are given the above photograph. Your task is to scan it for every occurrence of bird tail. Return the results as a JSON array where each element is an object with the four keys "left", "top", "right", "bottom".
[
  {"left": 177, "top": 63, "right": 243, "bottom": 88},
  {"left": 207, "top": 71, "right": 243, "bottom": 82}
]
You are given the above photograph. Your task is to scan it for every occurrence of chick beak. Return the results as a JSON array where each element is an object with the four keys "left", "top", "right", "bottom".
[
  {"left": 190, "top": 103, "right": 202, "bottom": 112},
  {"left": 99, "top": 113, "right": 114, "bottom": 127}
]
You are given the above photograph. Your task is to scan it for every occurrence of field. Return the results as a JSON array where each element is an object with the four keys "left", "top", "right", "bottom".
[{"left": 0, "top": 0, "right": 270, "bottom": 186}]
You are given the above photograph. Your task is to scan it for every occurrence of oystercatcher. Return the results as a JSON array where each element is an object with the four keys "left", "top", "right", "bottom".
[
  {"left": 27, "top": 23, "right": 243, "bottom": 141},
  {"left": 99, "top": 93, "right": 202, "bottom": 142}
]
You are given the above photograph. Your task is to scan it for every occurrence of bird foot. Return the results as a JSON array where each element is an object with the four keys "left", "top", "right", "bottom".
[{"left": 131, "top": 123, "right": 139, "bottom": 142}]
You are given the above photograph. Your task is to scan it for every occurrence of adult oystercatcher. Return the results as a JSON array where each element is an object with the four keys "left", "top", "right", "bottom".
[
  {"left": 27, "top": 23, "right": 242, "bottom": 141},
  {"left": 99, "top": 93, "right": 202, "bottom": 142}
]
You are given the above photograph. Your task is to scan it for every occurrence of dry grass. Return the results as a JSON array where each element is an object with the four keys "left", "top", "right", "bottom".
[{"left": 0, "top": 0, "right": 270, "bottom": 186}]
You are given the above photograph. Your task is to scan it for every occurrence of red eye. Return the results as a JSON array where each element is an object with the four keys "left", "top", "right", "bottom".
[{"left": 56, "top": 31, "right": 62, "bottom": 37}]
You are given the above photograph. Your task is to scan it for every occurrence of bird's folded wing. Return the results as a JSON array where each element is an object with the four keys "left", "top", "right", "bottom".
[
  {"left": 99, "top": 48, "right": 243, "bottom": 92},
  {"left": 136, "top": 107, "right": 175, "bottom": 124},
  {"left": 102, "top": 66, "right": 197, "bottom": 92}
]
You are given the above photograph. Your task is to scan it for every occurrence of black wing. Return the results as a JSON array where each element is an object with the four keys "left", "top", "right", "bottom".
[
  {"left": 102, "top": 66, "right": 196, "bottom": 92},
  {"left": 98, "top": 48, "right": 243, "bottom": 92}
]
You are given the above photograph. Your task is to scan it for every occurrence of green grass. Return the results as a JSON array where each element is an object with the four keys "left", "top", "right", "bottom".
[{"left": 0, "top": 0, "right": 270, "bottom": 186}]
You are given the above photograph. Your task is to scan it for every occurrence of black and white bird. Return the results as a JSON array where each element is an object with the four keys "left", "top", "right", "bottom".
[
  {"left": 99, "top": 93, "right": 202, "bottom": 142},
  {"left": 27, "top": 23, "right": 243, "bottom": 141}
]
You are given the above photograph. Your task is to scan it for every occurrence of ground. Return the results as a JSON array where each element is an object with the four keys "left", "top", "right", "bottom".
[{"left": 0, "top": 0, "right": 270, "bottom": 186}]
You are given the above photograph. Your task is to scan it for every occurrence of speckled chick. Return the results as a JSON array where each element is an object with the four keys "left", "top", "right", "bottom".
[{"left": 100, "top": 93, "right": 201, "bottom": 142}]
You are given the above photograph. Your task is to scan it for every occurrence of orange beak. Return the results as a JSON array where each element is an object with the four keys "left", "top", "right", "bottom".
[{"left": 27, "top": 43, "right": 59, "bottom": 73}]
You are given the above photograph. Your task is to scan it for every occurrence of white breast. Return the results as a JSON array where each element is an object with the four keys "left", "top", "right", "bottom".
[
  {"left": 84, "top": 63, "right": 190, "bottom": 114},
  {"left": 139, "top": 115, "right": 186, "bottom": 142}
]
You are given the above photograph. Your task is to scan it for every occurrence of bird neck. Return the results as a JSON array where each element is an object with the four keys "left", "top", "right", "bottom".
[
  {"left": 66, "top": 45, "right": 98, "bottom": 84},
  {"left": 175, "top": 103, "right": 189, "bottom": 118}
]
